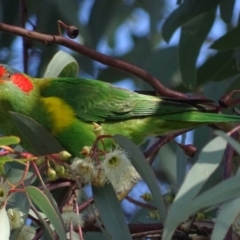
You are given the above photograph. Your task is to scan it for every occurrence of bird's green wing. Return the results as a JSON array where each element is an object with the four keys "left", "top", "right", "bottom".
[{"left": 36, "top": 78, "right": 210, "bottom": 122}]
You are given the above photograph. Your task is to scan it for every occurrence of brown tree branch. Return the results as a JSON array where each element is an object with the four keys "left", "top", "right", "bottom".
[{"left": 0, "top": 22, "right": 188, "bottom": 98}]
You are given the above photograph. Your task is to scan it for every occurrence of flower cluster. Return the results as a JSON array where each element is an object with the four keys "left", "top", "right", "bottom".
[
  {"left": 16, "top": 225, "right": 36, "bottom": 240},
  {"left": 71, "top": 147, "right": 141, "bottom": 192},
  {"left": 0, "top": 179, "right": 36, "bottom": 240},
  {"left": 61, "top": 204, "right": 84, "bottom": 230}
]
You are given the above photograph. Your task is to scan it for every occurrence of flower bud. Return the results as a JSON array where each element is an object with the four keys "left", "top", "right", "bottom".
[
  {"left": 58, "top": 151, "right": 72, "bottom": 161},
  {"left": 80, "top": 146, "right": 91, "bottom": 156},
  {"left": 149, "top": 210, "right": 160, "bottom": 220},
  {"left": 93, "top": 122, "right": 104, "bottom": 136},
  {"left": 141, "top": 193, "right": 153, "bottom": 202},
  {"left": 55, "top": 165, "right": 65, "bottom": 176},
  {"left": 36, "top": 157, "right": 45, "bottom": 166},
  {"left": 47, "top": 167, "right": 57, "bottom": 181}
]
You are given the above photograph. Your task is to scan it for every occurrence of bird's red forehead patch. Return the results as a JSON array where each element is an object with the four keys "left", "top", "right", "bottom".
[
  {"left": 0, "top": 66, "right": 5, "bottom": 77},
  {"left": 11, "top": 73, "right": 34, "bottom": 93}
]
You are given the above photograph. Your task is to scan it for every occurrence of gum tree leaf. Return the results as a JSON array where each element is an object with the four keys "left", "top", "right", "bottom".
[
  {"left": 0, "top": 136, "right": 20, "bottom": 146},
  {"left": 210, "top": 25, "right": 240, "bottom": 50},
  {"left": 44, "top": 50, "right": 79, "bottom": 78},
  {"left": 163, "top": 135, "right": 227, "bottom": 239},
  {"left": 10, "top": 112, "right": 64, "bottom": 156},
  {"left": 26, "top": 186, "right": 67, "bottom": 240},
  {"left": 212, "top": 194, "right": 240, "bottom": 240},
  {"left": 179, "top": 10, "right": 215, "bottom": 89},
  {"left": 220, "top": 0, "right": 235, "bottom": 24},
  {"left": 197, "top": 50, "right": 238, "bottom": 84},
  {"left": 92, "top": 183, "right": 132, "bottom": 240},
  {"left": 162, "top": 0, "right": 219, "bottom": 42}
]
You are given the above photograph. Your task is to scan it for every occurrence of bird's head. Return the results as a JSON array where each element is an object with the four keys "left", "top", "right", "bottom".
[{"left": 0, "top": 64, "right": 39, "bottom": 113}]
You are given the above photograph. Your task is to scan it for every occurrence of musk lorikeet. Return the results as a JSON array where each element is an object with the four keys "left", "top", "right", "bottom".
[{"left": 0, "top": 64, "right": 239, "bottom": 156}]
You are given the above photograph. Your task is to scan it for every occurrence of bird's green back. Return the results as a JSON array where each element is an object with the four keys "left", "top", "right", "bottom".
[{"left": 35, "top": 77, "right": 218, "bottom": 122}]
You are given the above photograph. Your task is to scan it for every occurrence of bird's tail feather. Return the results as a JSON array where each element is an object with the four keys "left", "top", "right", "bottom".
[{"left": 160, "top": 111, "right": 240, "bottom": 123}]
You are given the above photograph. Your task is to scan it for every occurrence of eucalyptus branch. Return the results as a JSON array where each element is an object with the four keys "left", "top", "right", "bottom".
[{"left": 0, "top": 22, "right": 187, "bottom": 98}]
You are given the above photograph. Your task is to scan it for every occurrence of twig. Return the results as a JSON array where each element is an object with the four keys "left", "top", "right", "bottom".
[
  {"left": 223, "top": 141, "right": 235, "bottom": 180},
  {"left": 125, "top": 195, "right": 156, "bottom": 210},
  {"left": 131, "top": 229, "right": 162, "bottom": 239},
  {"left": 0, "top": 22, "right": 187, "bottom": 98},
  {"left": 144, "top": 129, "right": 192, "bottom": 162}
]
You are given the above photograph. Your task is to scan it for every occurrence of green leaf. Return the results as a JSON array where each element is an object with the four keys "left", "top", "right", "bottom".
[
  {"left": 0, "top": 156, "right": 13, "bottom": 164},
  {"left": 197, "top": 50, "right": 238, "bottom": 84},
  {"left": 157, "top": 143, "right": 177, "bottom": 191},
  {"left": 44, "top": 50, "right": 79, "bottom": 78},
  {"left": 0, "top": 156, "right": 13, "bottom": 174},
  {"left": 26, "top": 186, "right": 67, "bottom": 240},
  {"left": 179, "top": 10, "right": 216, "bottom": 89},
  {"left": 162, "top": 3, "right": 187, "bottom": 43},
  {"left": 10, "top": 112, "right": 64, "bottom": 155},
  {"left": 113, "top": 134, "right": 167, "bottom": 223},
  {"left": 188, "top": 169, "right": 240, "bottom": 219},
  {"left": 220, "top": 0, "right": 235, "bottom": 24},
  {"left": 211, "top": 25, "right": 240, "bottom": 50},
  {"left": 212, "top": 194, "right": 240, "bottom": 240},
  {"left": 162, "top": 0, "right": 219, "bottom": 42},
  {"left": 0, "top": 136, "right": 20, "bottom": 146},
  {"left": 146, "top": 47, "right": 179, "bottom": 88},
  {"left": 88, "top": 0, "right": 117, "bottom": 47},
  {"left": 92, "top": 183, "right": 132, "bottom": 240},
  {"left": 176, "top": 142, "right": 187, "bottom": 189},
  {"left": 29, "top": 207, "right": 56, "bottom": 240},
  {"left": 163, "top": 135, "right": 227, "bottom": 240},
  {"left": 215, "top": 130, "right": 240, "bottom": 155}
]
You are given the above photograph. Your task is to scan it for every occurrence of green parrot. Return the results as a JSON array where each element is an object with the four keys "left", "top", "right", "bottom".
[{"left": 0, "top": 64, "right": 239, "bottom": 156}]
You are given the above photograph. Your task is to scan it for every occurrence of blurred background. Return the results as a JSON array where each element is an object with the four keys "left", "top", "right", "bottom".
[
  {"left": 1, "top": 0, "right": 238, "bottom": 95},
  {"left": 1, "top": 0, "right": 240, "bottom": 221}
]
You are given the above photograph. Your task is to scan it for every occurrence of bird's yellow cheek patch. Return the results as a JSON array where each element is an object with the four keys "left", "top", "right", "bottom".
[{"left": 41, "top": 97, "right": 75, "bottom": 134}]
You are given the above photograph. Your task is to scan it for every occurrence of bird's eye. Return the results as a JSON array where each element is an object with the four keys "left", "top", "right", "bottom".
[{"left": 4, "top": 72, "right": 11, "bottom": 79}]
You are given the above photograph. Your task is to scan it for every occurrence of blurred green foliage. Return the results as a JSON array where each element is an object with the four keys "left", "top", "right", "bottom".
[{"left": 0, "top": 0, "right": 239, "bottom": 94}]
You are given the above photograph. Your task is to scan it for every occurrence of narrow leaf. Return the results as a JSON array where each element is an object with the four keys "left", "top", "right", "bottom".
[
  {"left": 176, "top": 143, "right": 187, "bottom": 189},
  {"left": 29, "top": 206, "right": 56, "bottom": 240},
  {"left": 162, "top": 4, "right": 186, "bottom": 42},
  {"left": 113, "top": 134, "right": 167, "bottom": 223},
  {"left": 26, "top": 186, "right": 67, "bottom": 240},
  {"left": 179, "top": 10, "right": 215, "bottom": 89},
  {"left": 44, "top": 50, "right": 79, "bottom": 78},
  {"left": 164, "top": 172, "right": 240, "bottom": 240},
  {"left": 92, "top": 183, "right": 132, "bottom": 240},
  {"left": 215, "top": 130, "right": 240, "bottom": 155},
  {"left": 10, "top": 112, "right": 64, "bottom": 155},
  {"left": 162, "top": 0, "right": 220, "bottom": 42},
  {"left": 0, "top": 136, "right": 20, "bottom": 146},
  {"left": 0, "top": 156, "right": 13, "bottom": 164},
  {"left": 197, "top": 50, "right": 237, "bottom": 84},
  {"left": 212, "top": 195, "right": 240, "bottom": 240},
  {"left": 192, "top": 171, "right": 240, "bottom": 213},
  {"left": 210, "top": 25, "right": 240, "bottom": 50},
  {"left": 220, "top": 0, "right": 235, "bottom": 24},
  {"left": 163, "top": 135, "right": 227, "bottom": 240}
]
